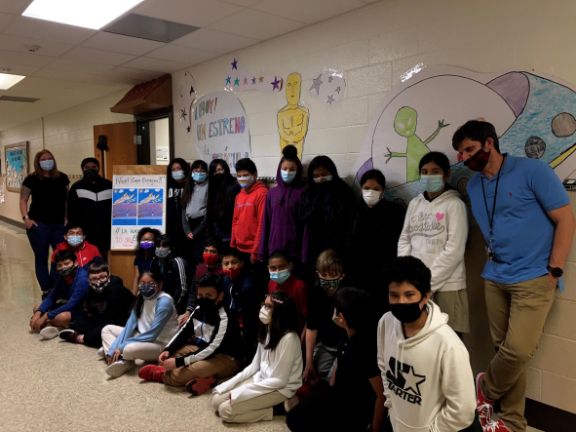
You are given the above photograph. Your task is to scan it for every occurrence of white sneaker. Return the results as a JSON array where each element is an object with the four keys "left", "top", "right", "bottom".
[
  {"left": 39, "top": 326, "right": 59, "bottom": 340},
  {"left": 97, "top": 347, "right": 105, "bottom": 359},
  {"left": 106, "top": 360, "right": 134, "bottom": 378}
]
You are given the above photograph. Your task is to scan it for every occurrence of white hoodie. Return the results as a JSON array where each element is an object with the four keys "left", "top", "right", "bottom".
[
  {"left": 377, "top": 301, "right": 475, "bottom": 432},
  {"left": 398, "top": 189, "right": 468, "bottom": 292}
]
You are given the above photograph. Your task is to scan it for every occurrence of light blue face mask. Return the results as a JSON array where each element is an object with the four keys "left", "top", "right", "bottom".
[
  {"left": 269, "top": 268, "right": 291, "bottom": 284},
  {"left": 419, "top": 174, "right": 444, "bottom": 193},
  {"left": 192, "top": 172, "right": 207, "bottom": 183},
  {"left": 66, "top": 235, "right": 84, "bottom": 247},
  {"left": 281, "top": 170, "right": 297, "bottom": 184},
  {"left": 39, "top": 159, "right": 55, "bottom": 171},
  {"left": 171, "top": 170, "right": 185, "bottom": 181}
]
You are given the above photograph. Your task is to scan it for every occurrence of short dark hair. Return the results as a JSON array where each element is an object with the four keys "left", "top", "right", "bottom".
[
  {"left": 221, "top": 247, "right": 244, "bottom": 262},
  {"left": 197, "top": 274, "right": 224, "bottom": 293},
  {"left": 54, "top": 249, "right": 77, "bottom": 264},
  {"left": 334, "top": 287, "right": 374, "bottom": 331},
  {"left": 418, "top": 151, "right": 451, "bottom": 174},
  {"left": 136, "top": 227, "right": 161, "bottom": 245},
  {"left": 88, "top": 257, "right": 109, "bottom": 274},
  {"left": 360, "top": 169, "right": 386, "bottom": 189},
  {"left": 384, "top": 256, "right": 431, "bottom": 296},
  {"left": 258, "top": 291, "right": 299, "bottom": 351},
  {"left": 191, "top": 159, "right": 208, "bottom": 172},
  {"left": 452, "top": 120, "right": 500, "bottom": 152},
  {"left": 81, "top": 157, "right": 99, "bottom": 169},
  {"left": 157, "top": 234, "right": 171, "bottom": 248},
  {"left": 235, "top": 158, "right": 257, "bottom": 174},
  {"left": 204, "top": 238, "right": 220, "bottom": 251},
  {"left": 268, "top": 250, "right": 291, "bottom": 263}
]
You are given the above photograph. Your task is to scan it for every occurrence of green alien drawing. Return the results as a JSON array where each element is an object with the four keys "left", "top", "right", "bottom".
[{"left": 385, "top": 106, "right": 449, "bottom": 182}]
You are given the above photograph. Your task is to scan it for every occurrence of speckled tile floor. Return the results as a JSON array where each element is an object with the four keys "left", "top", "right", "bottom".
[{"left": 0, "top": 221, "right": 544, "bottom": 432}]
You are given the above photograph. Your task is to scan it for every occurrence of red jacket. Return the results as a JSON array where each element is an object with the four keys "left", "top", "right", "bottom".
[
  {"left": 230, "top": 181, "right": 268, "bottom": 255},
  {"left": 51, "top": 241, "right": 101, "bottom": 268}
]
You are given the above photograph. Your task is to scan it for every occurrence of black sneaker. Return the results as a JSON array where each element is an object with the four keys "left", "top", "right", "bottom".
[{"left": 58, "top": 329, "right": 78, "bottom": 343}]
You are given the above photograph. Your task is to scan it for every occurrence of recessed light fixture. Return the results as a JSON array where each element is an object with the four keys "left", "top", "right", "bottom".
[
  {"left": 0, "top": 73, "right": 26, "bottom": 90},
  {"left": 22, "top": 0, "right": 145, "bottom": 30}
]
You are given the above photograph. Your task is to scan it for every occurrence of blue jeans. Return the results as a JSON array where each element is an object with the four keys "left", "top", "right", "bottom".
[{"left": 26, "top": 222, "right": 65, "bottom": 292}]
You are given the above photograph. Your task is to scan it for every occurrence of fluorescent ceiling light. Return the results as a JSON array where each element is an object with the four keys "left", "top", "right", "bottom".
[
  {"left": 0, "top": 73, "right": 26, "bottom": 90},
  {"left": 23, "top": 0, "right": 145, "bottom": 30}
]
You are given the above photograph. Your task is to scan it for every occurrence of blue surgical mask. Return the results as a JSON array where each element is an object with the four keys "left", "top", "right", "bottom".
[
  {"left": 269, "top": 269, "right": 291, "bottom": 284},
  {"left": 419, "top": 174, "right": 444, "bottom": 193},
  {"left": 192, "top": 172, "right": 207, "bottom": 183},
  {"left": 139, "top": 283, "right": 158, "bottom": 299},
  {"left": 39, "top": 159, "right": 55, "bottom": 171},
  {"left": 238, "top": 175, "right": 254, "bottom": 189},
  {"left": 281, "top": 170, "right": 297, "bottom": 184},
  {"left": 155, "top": 247, "right": 170, "bottom": 259},
  {"left": 66, "top": 235, "right": 84, "bottom": 247},
  {"left": 171, "top": 170, "right": 185, "bottom": 181}
]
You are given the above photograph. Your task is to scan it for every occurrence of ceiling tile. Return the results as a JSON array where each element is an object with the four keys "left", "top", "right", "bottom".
[
  {"left": 0, "top": 0, "right": 29, "bottom": 14},
  {"left": 208, "top": 8, "right": 303, "bottom": 40},
  {"left": 122, "top": 56, "right": 190, "bottom": 73},
  {"left": 0, "top": 34, "right": 74, "bottom": 57},
  {"left": 0, "top": 49, "right": 54, "bottom": 67},
  {"left": 147, "top": 43, "right": 216, "bottom": 65},
  {"left": 61, "top": 46, "right": 135, "bottom": 66},
  {"left": 4, "top": 16, "right": 95, "bottom": 43},
  {"left": 173, "top": 28, "right": 258, "bottom": 53},
  {"left": 134, "top": 0, "right": 242, "bottom": 27},
  {"left": 37, "top": 59, "right": 114, "bottom": 75},
  {"left": 82, "top": 32, "right": 164, "bottom": 56},
  {"left": 32, "top": 69, "right": 106, "bottom": 83},
  {"left": 98, "top": 66, "right": 161, "bottom": 83},
  {"left": 0, "top": 63, "right": 39, "bottom": 75},
  {"left": 0, "top": 12, "right": 13, "bottom": 30},
  {"left": 251, "top": 0, "right": 364, "bottom": 24},
  {"left": 220, "top": 0, "right": 261, "bottom": 6}
]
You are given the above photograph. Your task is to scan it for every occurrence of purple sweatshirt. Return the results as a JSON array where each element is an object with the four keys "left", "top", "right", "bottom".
[{"left": 259, "top": 159, "right": 307, "bottom": 262}]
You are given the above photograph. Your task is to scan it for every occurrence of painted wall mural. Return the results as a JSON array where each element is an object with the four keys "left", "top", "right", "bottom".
[
  {"left": 353, "top": 66, "right": 576, "bottom": 205},
  {"left": 278, "top": 72, "right": 309, "bottom": 159}
]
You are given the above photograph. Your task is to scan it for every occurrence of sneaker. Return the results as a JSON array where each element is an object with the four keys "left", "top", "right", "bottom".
[
  {"left": 106, "top": 360, "right": 134, "bottom": 378},
  {"left": 97, "top": 347, "right": 105, "bottom": 359},
  {"left": 185, "top": 376, "right": 217, "bottom": 396},
  {"left": 483, "top": 418, "right": 511, "bottom": 432},
  {"left": 58, "top": 329, "right": 78, "bottom": 343},
  {"left": 39, "top": 326, "right": 59, "bottom": 340},
  {"left": 476, "top": 372, "right": 494, "bottom": 426},
  {"left": 138, "top": 365, "right": 165, "bottom": 383}
]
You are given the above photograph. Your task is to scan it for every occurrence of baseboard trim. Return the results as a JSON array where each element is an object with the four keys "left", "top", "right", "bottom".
[
  {"left": 526, "top": 398, "right": 576, "bottom": 432},
  {"left": 0, "top": 215, "right": 24, "bottom": 230}
]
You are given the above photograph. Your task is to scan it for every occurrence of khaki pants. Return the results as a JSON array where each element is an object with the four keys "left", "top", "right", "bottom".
[
  {"left": 484, "top": 275, "right": 555, "bottom": 432},
  {"left": 163, "top": 345, "right": 239, "bottom": 387},
  {"left": 211, "top": 378, "right": 287, "bottom": 423},
  {"left": 101, "top": 325, "right": 164, "bottom": 361}
]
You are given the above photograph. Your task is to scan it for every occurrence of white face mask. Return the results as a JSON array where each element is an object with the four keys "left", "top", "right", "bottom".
[
  {"left": 238, "top": 175, "right": 254, "bottom": 189},
  {"left": 259, "top": 306, "right": 272, "bottom": 324},
  {"left": 362, "top": 189, "right": 382, "bottom": 207}
]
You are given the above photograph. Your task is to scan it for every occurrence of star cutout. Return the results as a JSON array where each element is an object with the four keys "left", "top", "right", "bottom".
[
  {"left": 310, "top": 73, "right": 323, "bottom": 95},
  {"left": 251, "top": 76, "right": 257, "bottom": 84},
  {"left": 328, "top": 76, "right": 334, "bottom": 83},
  {"left": 225, "top": 76, "right": 232, "bottom": 86},
  {"left": 335, "top": 86, "right": 341, "bottom": 94},
  {"left": 231, "top": 58, "right": 238, "bottom": 70},
  {"left": 271, "top": 76, "right": 282, "bottom": 91},
  {"left": 401, "top": 366, "right": 426, "bottom": 396},
  {"left": 234, "top": 77, "right": 240, "bottom": 87},
  {"left": 327, "top": 94, "right": 335, "bottom": 104},
  {"left": 189, "top": 86, "right": 195, "bottom": 96},
  {"left": 178, "top": 108, "right": 187, "bottom": 121}
]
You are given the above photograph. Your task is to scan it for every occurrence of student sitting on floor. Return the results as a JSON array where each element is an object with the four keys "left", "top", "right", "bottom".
[
  {"left": 211, "top": 291, "right": 303, "bottom": 424},
  {"left": 138, "top": 274, "right": 242, "bottom": 395},
  {"left": 101, "top": 271, "right": 178, "bottom": 378},
  {"left": 30, "top": 249, "right": 90, "bottom": 340},
  {"left": 286, "top": 287, "right": 385, "bottom": 432},
  {"left": 58, "top": 258, "right": 133, "bottom": 348}
]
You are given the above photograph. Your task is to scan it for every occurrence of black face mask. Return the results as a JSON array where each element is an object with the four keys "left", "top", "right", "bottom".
[
  {"left": 389, "top": 301, "right": 425, "bottom": 323},
  {"left": 83, "top": 168, "right": 99, "bottom": 178},
  {"left": 58, "top": 264, "right": 77, "bottom": 278},
  {"left": 196, "top": 297, "right": 218, "bottom": 311}
]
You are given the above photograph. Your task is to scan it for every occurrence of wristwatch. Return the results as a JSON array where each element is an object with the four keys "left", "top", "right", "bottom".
[{"left": 547, "top": 265, "right": 563, "bottom": 278}]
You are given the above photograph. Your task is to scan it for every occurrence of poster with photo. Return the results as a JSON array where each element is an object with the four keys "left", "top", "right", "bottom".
[
  {"left": 111, "top": 174, "right": 165, "bottom": 250},
  {"left": 4, "top": 142, "right": 28, "bottom": 192}
]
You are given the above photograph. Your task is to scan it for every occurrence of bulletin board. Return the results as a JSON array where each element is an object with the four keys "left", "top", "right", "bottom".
[{"left": 4, "top": 141, "right": 29, "bottom": 192}]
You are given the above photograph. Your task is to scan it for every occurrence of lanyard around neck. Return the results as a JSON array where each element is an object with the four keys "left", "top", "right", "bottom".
[{"left": 480, "top": 155, "right": 507, "bottom": 232}]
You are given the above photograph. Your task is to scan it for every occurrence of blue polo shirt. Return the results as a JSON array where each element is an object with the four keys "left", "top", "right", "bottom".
[{"left": 467, "top": 155, "right": 569, "bottom": 284}]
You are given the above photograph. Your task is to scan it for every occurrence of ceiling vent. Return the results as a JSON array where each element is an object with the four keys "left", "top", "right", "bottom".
[
  {"left": 0, "top": 95, "right": 39, "bottom": 103},
  {"left": 103, "top": 14, "right": 199, "bottom": 43}
]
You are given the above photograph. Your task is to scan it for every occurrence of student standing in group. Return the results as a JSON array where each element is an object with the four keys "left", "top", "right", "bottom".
[
  {"left": 131, "top": 227, "right": 161, "bottom": 296},
  {"left": 211, "top": 292, "right": 302, "bottom": 424},
  {"left": 182, "top": 160, "right": 209, "bottom": 267},
  {"left": 20, "top": 150, "right": 70, "bottom": 295},
  {"left": 67, "top": 157, "right": 112, "bottom": 259},
  {"left": 398, "top": 152, "right": 469, "bottom": 335},
  {"left": 453, "top": 120, "right": 575, "bottom": 432},
  {"left": 166, "top": 158, "right": 190, "bottom": 257},
  {"left": 349, "top": 169, "right": 405, "bottom": 311},
  {"left": 259, "top": 145, "right": 306, "bottom": 264},
  {"left": 101, "top": 271, "right": 179, "bottom": 378},
  {"left": 230, "top": 158, "right": 268, "bottom": 264},
  {"left": 378, "top": 256, "right": 479, "bottom": 432},
  {"left": 206, "top": 159, "right": 240, "bottom": 246}
]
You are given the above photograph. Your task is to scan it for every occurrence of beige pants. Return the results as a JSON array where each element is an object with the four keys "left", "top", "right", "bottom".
[
  {"left": 211, "top": 378, "right": 287, "bottom": 423},
  {"left": 483, "top": 275, "right": 555, "bottom": 432},
  {"left": 101, "top": 325, "right": 164, "bottom": 361},
  {"left": 163, "top": 345, "right": 239, "bottom": 387}
]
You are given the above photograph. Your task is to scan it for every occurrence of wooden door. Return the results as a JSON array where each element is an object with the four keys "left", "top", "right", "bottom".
[{"left": 93, "top": 122, "right": 137, "bottom": 181}]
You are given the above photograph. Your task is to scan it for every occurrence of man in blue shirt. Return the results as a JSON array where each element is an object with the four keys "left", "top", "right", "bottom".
[{"left": 452, "top": 120, "right": 575, "bottom": 432}]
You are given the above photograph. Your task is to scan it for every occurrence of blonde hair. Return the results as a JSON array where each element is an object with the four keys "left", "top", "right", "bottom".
[
  {"left": 316, "top": 249, "right": 343, "bottom": 275},
  {"left": 33, "top": 149, "right": 61, "bottom": 178}
]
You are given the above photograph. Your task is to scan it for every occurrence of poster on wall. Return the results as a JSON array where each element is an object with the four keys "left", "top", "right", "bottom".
[
  {"left": 278, "top": 72, "right": 309, "bottom": 159},
  {"left": 192, "top": 90, "right": 251, "bottom": 173},
  {"left": 4, "top": 141, "right": 28, "bottom": 192},
  {"left": 353, "top": 66, "right": 576, "bottom": 205},
  {"left": 111, "top": 174, "right": 166, "bottom": 250}
]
